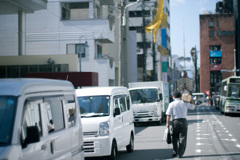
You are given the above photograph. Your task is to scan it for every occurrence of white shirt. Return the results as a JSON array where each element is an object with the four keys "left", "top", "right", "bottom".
[{"left": 166, "top": 98, "right": 195, "bottom": 120}]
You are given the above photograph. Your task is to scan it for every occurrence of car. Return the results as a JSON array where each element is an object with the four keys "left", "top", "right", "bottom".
[
  {"left": 76, "top": 87, "right": 135, "bottom": 160},
  {"left": 0, "top": 78, "right": 84, "bottom": 160},
  {"left": 192, "top": 93, "right": 205, "bottom": 105}
]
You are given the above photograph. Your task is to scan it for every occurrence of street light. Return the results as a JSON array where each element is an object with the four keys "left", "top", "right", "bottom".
[
  {"left": 78, "top": 35, "right": 89, "bottom": 72},
  {"left": 122, "top": 0, "right": 141, "bottom": 26}
]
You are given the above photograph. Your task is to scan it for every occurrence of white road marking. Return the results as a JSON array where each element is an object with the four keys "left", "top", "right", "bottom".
[
  {"left": 195, "top": 149, "right": 202, "bottom": 153},
  {"left": 221, "top": 138, "right": 237, "bottom": 142}
]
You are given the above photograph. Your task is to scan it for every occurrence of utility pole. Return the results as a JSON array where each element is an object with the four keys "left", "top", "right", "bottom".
[
  {"left": 191, "top": 46, "right": 198, "bottom": 92},
  {"left": 141, "top": 1, "right": 147, "bottom": 81},
  {"left": 152, "top": 9, "right": 156, "bottom": 81},
  {"left": 194, "top": 46, "right": 198, "bottom": 92}
]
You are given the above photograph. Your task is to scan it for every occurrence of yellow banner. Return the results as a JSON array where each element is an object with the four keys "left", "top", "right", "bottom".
[
  {"left": 145, "top": 0, "right": 167, "bottom": 42},
  {"left": 157, "top": 45, "right": 169, "bottom": 57}
]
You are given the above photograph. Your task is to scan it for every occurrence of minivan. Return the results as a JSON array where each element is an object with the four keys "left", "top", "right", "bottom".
[
  {"left": 0, "top": 78, "right": 84, "bottom": 160},
  {"left": 75, "top": 87, "right": 135, "bottom": 160},
  {"left": 192, "top": 92, "right": 205, "bottom": 105}
]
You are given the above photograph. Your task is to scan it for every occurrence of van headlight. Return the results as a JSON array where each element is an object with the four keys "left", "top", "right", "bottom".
[{"left": 99, "top": 121, "right": 110, "bottom": 136}]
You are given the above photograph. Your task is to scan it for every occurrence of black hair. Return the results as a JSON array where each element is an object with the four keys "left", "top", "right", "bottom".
[{"left": 174, "top": 91, "right": 181, "bottom": 98}]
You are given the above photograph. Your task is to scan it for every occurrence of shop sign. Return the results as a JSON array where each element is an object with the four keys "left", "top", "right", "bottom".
[
  {"left": 210, "top": 64, "right": 222, "bottom": 71},
  {"left": 209, "top": 50, "right": 221, "bottom": 57}
]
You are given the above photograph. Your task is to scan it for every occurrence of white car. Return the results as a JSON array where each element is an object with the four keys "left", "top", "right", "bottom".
[
  {"left": 0, "top": 78, "right": 84, "bottom": 160},
  {"left": 76, "top": 87, "right": 135, "bottom": 160},
  {"left": 192, "top": 93, "right": 205, "bottom": 105}
]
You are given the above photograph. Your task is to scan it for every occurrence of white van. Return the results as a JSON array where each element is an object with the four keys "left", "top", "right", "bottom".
[
  {"left": 192, "top": 93, "right": 205, "bottom": 105},
  {"left": 75, "top": 87, "right": 135, "bottom": 160},
  {"left": 0, "top": 78, "right": 84, "bottom": 160}
]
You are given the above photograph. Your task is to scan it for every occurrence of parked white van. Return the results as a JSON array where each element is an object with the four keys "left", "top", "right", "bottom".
[
  {"left": 75, "top": 87, "right": 135, "bottom": 160},
  {"left": 0, "top": 78, "right": 84, "bottom": 160}
]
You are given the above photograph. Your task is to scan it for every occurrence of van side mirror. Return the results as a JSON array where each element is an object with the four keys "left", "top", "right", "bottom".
[
  {"left": 24, "top": 126, "right": 40, "bottom": 146},
  {"left": 114, "top": 108, "right": 120, "bottom": 117},
  {"left": 159, "top": 93, "right": 163, "bottom": 101}
]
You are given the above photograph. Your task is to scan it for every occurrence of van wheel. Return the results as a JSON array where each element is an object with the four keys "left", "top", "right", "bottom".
[
  {"left": 126, "top": 134, "right": 134, "bottom": 152},
  {"left": 108, "top": 141, "right": 117, "bottom": 160}
]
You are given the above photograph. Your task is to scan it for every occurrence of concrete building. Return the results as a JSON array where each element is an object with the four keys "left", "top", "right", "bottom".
[
  {"left": 127, "top": 0, "right": 171, "bottom": 82},
  {"left": 0, "top": 0, "right": 120, "bottom": 86},
  {"left": 199, "top": 13, "right": 235, "bottom": 94}
]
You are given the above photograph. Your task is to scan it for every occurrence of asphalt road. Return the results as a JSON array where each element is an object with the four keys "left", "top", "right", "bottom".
[{"left": 87, "top": 103, "right": 240, "bottom": 160}]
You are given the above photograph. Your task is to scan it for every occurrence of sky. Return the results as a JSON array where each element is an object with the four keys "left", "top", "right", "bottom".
[{"left": 170, "top": 0, "right": 220, "bottom": 69}]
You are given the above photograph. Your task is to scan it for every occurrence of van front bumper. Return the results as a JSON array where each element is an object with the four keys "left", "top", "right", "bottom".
[
  {"left": 83, "top": 136, "right": 111, "bottom": 157},
  {"left": 134, "top": 116, "right": 161, "bottom": 122}
]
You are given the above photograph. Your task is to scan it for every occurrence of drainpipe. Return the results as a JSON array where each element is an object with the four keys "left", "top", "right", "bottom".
[{"left": 18, "top": 11, "right": 26, "bottom": 56}]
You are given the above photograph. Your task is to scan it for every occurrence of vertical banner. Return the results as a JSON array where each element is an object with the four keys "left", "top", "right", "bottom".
[{"left": 161, "top": 28, "right": 166, "bottom": 48}]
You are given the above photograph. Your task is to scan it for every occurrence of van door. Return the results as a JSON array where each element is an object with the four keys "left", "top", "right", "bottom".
[
  {"left": 43, "top": 96, "right": 72, "bottom": 159},
  {"left": 21, "top": 98, "right": 52, "bottom": 160},
  {"left": 119, "top": 95, "right": 130, "bottom": 146},
  {"left": 113, "top": 96, "right": 123, "bottom": 145},
  {"left": 64, "top": 94, "right": 84, "bottom": 158}
]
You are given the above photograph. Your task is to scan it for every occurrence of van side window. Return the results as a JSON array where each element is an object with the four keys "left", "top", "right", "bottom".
[
  {"left": 114, "top": 98, "right": 119, "bottom": 110},
  {"left": 126, "top": 96, "right": 130, "bottom": 110},
  {"left": 22, "top": 99, "right": 43, "bottom": 146},
  {"left": 44, "top": 96, "right": 65, "bottom": 132},
  {"left": 65, "top": 95, "right": 76, "bottom": 128},
  {"left": 119, "top": 96, "right": 127, "bottom": 112}
]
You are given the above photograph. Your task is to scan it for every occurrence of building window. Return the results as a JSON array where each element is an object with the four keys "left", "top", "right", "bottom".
[
  {"left": 61, "top": 2, "right": 89, "bottom": 20},
  {"left": 0, "top": 65, "right": 69, "bottom": 78},
  {"left": 217, "top": 21, "right": 219, "bottom": 27},
  {"left": 209, "top": 45, "right": 221, "bottom": 51},
  {"left": 129, "top": 26, "right": 142, "bottom": 33},
  {"left": 137, "top": 42, "right": 151, "bottom": 48},
  {"left": 210, "top": 71, "right": 222, "bottom": 86},
  {"left": 96, "top": 44, "right": 102, "bottom": 58},
  {"left": 209, "top": 31, "right": 214, "bottom": 37},
  {"left": 208, "top": 21, "right": 214, "bottom": 28},
  {"left": 210, "top": 57, "right": 221, "bottom": 64},
  {"left": 129, "top": 10, "right": 150, "bottom": 17},
  {"left": 137, "top": 54, "right": 143, "bottom": 67}
]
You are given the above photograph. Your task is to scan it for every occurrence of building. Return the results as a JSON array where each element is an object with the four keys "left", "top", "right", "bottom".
[
  {"left": 233, "top": 0, "right": 240, "bottom": 76},
  {"left": 127, "top": 0, "right": 171, "bottom": 82},
  {"left": 0, "top": 0, "right": 120, "bottom": 87},
  {"left": 199, "top": 12, "right": 235, "bottom": 95}
]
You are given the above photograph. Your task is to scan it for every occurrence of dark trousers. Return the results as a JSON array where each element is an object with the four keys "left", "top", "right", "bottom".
[{"left": 172, "top": 118, "right": 188, "bottom": 157}]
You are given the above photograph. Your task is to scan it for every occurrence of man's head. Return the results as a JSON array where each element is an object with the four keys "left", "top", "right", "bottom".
[{"left": 173, "top": 91, "right": 181, "bottom": 99}]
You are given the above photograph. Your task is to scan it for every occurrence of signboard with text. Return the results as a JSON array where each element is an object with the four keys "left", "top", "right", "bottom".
[
  {"left": 209, "top": 50, "right": 221, "bottom": 57},
  {"left": 210, "top": 64, "right": 222, "bottom": 71}
]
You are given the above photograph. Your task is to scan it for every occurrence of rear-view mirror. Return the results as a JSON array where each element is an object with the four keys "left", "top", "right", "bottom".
[
  {"left": 114, "top": 108, "right": 120, "bottom": 117},
  {"left": 159, "top": 93, "right": 163, "bottom": 101},
  {"left": 24, "top": 126, "right": 40, "bottom": 146}
]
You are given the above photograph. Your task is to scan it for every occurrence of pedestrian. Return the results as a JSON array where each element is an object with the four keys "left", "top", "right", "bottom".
[
  {"left": 193, "top": 96, "right": 197, "bottom": 105},
  {"left": 210, "top": 95, "right": 213, "bottom": 107},
  {"left": 206, "top": 95, "right": 210, "bottom": 106},
  {"left": 166, "top": 91, "right": 195, "bottom": 158}
]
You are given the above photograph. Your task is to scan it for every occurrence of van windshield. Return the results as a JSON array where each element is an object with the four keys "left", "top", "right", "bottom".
[
  {"left": 77, "top": 95, "right": 110, "bottom": 117},
  {"left": 0, "top": 96, "right": 17, "bottom": 146},
  {"left": 129, "top": 89, "right": 158, "bottom": 104}
]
